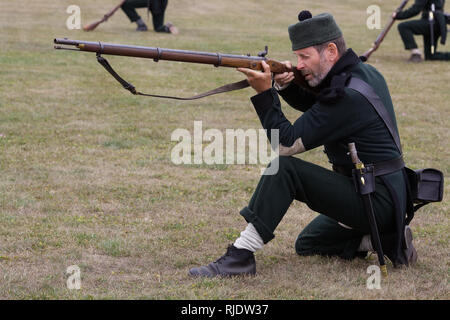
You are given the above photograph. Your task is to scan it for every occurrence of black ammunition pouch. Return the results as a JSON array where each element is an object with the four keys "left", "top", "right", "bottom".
[{"left": 405, "top": 167, "right": 444, "bottom": 211}]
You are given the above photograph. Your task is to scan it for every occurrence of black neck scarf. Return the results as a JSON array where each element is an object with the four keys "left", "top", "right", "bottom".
[{"left": 315, "top": 48, "right": 361, "bottom": 104}]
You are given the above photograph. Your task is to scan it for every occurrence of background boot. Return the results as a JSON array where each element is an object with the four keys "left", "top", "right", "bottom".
[
  {"left": 408, "top": 53, "right": 422, "bottom": 63},
  {"left": 188, "top": 245, "right": 256, "bottom": 277},
  {"left": 135, "top": 19, "right": 148, "bottom": 31}
]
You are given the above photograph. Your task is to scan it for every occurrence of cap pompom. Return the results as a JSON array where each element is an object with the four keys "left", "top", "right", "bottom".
[{"left": 298, "top": 10, "right": 312, "bottom": 21}]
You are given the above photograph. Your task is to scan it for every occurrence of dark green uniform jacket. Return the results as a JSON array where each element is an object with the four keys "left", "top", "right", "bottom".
[
  {"left": 396, "top": 0, "right": 447, "bottom": 45},
  {"left": 250, "top": 49, "right": 410, "bottom": 265},
  {"left": 252, "top": 50, "right": 402, "bottom": 170}
]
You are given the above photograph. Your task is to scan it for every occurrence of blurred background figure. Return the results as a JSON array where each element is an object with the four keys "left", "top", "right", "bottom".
[{"left": 395, "top": 0, "right": 449, "bottom": 62}]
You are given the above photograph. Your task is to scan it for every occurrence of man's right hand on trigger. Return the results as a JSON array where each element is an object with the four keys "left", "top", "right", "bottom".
[{"left": 273, "top": 61, "right": 295, "bottom": 89}]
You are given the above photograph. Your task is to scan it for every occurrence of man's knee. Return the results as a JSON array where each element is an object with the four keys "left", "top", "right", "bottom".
[
  {"left": 294, "top": 221, "right": 320, "bottom": 256},
  {"left": 264, "top": 156, "right": 313, "bottom": 181},
  {"left": 260, "top": 156, "right": 296, "bottom": 180},
  {"left": 276, "top": 156, "right": 307, "bottom": 174},
  {"left": 397, "top": 21, "right": 408, "bottom": 33},
  {"left": 121, "top": 1, "right": 131, "bottom": 9},
  {"left": 294, "top": 233, "right": 312, "bottom": 256}
]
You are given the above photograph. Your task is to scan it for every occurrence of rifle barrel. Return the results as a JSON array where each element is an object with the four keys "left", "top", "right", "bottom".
[
  {"left": 53, "top": 38, "right": 313, "bottom": 92},
  {"left": 54, "top": 38, "right": 270, "bottom": 70}
]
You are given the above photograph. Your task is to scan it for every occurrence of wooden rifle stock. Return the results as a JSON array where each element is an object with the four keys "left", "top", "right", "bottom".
[
  {"left": 362, "top": 0, "right": 409, "bottom": 60},
  {"left": 83, "top": 0, "right": 127, "bottom": 32},
  {"left": 54, "top": 38, "right": 315, "bottom": 95}
]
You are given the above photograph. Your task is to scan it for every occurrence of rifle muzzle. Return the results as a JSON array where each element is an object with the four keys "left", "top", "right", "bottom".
[{"left": 54, "top": 38, "right": 83, "bottom": 51}]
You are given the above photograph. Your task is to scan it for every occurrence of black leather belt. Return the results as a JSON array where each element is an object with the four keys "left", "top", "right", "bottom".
[{"left": 333, "top": 156, "right": 405, "bottom": 177}]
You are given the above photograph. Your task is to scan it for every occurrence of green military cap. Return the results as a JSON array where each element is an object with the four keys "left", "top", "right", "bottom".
[{"left": 288, "top": 11, "right": 343, "bottom": 51}]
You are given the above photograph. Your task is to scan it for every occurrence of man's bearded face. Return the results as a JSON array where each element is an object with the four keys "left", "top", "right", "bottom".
[{"left": 295, "top": 46, "right": 334, "bottom": 87}]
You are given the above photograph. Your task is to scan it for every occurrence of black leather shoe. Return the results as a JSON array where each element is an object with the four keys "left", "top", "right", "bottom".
[
  {"left": 188, "top": 245, "right": 256, "bottom": 277},
  {"left": 403, "top": 225, "right": 418, "bottom": 266}
]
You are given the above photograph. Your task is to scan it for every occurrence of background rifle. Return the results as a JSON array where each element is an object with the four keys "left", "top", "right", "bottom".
[
  {"left": 362, "top": 0, "right": 409, "bottom": 60},
  {"left": 83, "top": 0, "right": 127, "bottom": 32},
  {"left": 54, "top": 38, "right": 315, "bottom": 99},
  {"left": 429, "top": 4, "right": 436, "bottom": 55}
]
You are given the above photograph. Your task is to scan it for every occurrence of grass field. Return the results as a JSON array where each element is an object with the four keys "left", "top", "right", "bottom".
[{"left": 0, "top": 0, "right": 449, "bottom": 300}]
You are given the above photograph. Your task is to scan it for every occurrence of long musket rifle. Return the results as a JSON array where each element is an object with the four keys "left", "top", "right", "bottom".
[
  {"left": 54, "top": 38, "right": 315, "bottom": 99},
  {"left": 362, "top": 0, "right": 409, "bottom": 60}
]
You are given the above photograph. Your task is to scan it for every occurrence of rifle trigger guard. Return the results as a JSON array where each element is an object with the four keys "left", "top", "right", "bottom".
[
  {"left": 214, "top": 53, "right": 222, "bottom": 67},
  {"left": 154, "top": 47, "right": 162, "bottom": 62}
]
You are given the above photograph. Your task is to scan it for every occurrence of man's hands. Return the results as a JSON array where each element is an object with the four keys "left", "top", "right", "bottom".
[
  {"left": 237, "top": 60, "right": 295, "bottom": 94},
  {"left": 273, "top": 61, "right": 295, "bottom": 88},
  {"left": 237, "top": 60, "right": 272, "bottom": 94}
]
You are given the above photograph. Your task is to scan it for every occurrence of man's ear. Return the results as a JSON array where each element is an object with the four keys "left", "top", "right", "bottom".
[{"left": 327, "top": 42, "right": 339, "bottom": 62}]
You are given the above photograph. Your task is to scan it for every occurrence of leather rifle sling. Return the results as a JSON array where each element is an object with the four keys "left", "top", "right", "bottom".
[{"left": 96, "top": 53, "right": 250, "bottom": 100}]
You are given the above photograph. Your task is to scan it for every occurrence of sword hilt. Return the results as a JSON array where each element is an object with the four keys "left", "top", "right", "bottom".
[
  {"left": 348, "top": 142, "right": 366, "bottom": 185},
  {"left": 380, "top": 264, "right": 388, "bottom": 278},
  {"left": 348, "top": 143, "right": 364, "bottom": 169}
]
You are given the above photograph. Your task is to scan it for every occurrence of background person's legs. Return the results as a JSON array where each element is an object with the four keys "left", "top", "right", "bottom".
[
  {"left": 397, "top": 19, "right": 449, "bottom": 61},
  {"left": 398, "top": 19, "right": 429, "bottom": 61},
  {"left": 150, "top": 0, "right": 170, "bottom": 32},
  {"left": 121, "top": 0, "right": 148, "bottom": 23},
  {"left": 398, "top": 19, "right": 429, "bottom": 50}
]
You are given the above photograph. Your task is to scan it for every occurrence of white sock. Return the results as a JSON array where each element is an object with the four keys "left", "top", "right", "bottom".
[
  {"left": 411, "top": 48, "right": 421, "bottom": 55},
  {"left": 233, "top": 223, "right": 264, "bottom": 252},
  {"left": 357, "top": 234, "right": 373, "bottom": 252}
]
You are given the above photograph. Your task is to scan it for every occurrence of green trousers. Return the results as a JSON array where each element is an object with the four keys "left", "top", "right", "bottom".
[
  {"left": 398, "top": 19, "right": 450, "bottom": 61},
  {"left": 121, "top": 0, "right": 169, "bottom": 32},
  {"left": 240, "top": 156, "right": 397, "bottom": 259}
]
